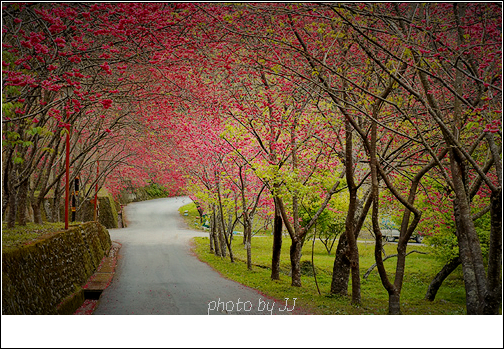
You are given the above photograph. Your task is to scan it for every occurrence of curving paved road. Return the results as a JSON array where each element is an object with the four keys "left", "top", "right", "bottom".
[{"left": 94, "top": 196, "right": 296, "bottom": 315}]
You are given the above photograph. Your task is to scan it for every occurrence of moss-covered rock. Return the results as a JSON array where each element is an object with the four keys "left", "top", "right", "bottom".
[
  {"left": 56, "top": 288, "right": 85, "bottom": 315},
  {"left": 2, "top": 222, "right": 111, "bottom": 315},
  {"left": 80, "top": 193, "right": 118, "bottom": 229}
]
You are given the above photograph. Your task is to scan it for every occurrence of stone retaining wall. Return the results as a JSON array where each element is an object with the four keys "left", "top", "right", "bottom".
[{"left": 2, "top": 222, "right": 111, "bottom": 315}]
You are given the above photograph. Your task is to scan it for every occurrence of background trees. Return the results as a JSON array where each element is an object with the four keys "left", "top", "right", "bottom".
[{"left": 338, "top": 2, "right": 502, "bottom": 315}]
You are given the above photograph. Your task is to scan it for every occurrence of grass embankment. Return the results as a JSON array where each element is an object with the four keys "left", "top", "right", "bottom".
[
  {"left": 179, "top": 203, "right": 205, "bottom": 230},
  {"left": 181, "top": 203, "right": 466, "bottom": 315},
  {"left": 2, "top": 222, "right": 68, "bottom": 252}
]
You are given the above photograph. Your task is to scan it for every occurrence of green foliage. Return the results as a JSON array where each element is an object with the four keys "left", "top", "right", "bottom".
[
  {"left": 12, "top": 154, "right": 24, "bottom": 164},
  {"left": 422, "top": 213, "right": 490, "bottom": 265},
  {"left": 41, "top": 147, "right": 55, "bottom": 154},
  {"left": 409, "top": 178, "right": 458, "bottom": 262},
  {"left": 423, "top": 229, "right": 459, "bottom": 264},
  {"left": 415, "top": 180, "right": 492, "bottom": 265},
  {"left": 25, "top": 126, "right": 47, "bottom": 137},
  {"left": 299, "top": 190, "right": 347, "bottom": 244},
  {"left": 2, "top": 50, "right": 15, "bottom": 64},
  {"left": 2, "top": 115, "right": 51, "bottom": 166},
  {"left": 3, "top": 130, "right": 20, "bottom": 141},
  {"left": 254, "top": 163, "right": 280, "bottom": 184},
  {"left": 144, "top": 182, "right": 169, "bottom": 199}
]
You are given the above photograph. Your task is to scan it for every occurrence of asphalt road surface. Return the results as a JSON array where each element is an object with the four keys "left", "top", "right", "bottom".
[{"left": 94, "top": 196, "right": 296, "bottom": 315}]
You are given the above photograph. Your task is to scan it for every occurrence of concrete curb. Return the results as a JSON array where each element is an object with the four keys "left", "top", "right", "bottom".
[{"left": 73, "top": 241, "right": 121, "bottom": 315}]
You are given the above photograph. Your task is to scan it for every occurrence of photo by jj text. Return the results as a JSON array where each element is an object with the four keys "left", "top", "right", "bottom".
[{"left": 207, "top": 297, "right": 297, "bottom": 315}]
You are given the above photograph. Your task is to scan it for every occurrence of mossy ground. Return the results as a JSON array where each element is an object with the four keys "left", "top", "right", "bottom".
[{"left": 2, "top": 222, "right": 67, "bottom": 252}]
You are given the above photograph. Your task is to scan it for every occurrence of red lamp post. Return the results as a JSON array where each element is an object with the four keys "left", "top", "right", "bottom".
[
  {"left": 63, "top": 85, "right": 73, "bottom": 230},
  {"left": 64, "top": 125, "right": 70, "bottom": 229},
  {"left": 94, "top": 160, "right": 99, "bottom": 221}
]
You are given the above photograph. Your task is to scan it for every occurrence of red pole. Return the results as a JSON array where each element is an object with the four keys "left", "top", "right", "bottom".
[
  {"left": 65, "top": 124, "right": 70, "bottom": 230},
  {"left": 94, "top": 160, "right": 99, "bottom": 221}
]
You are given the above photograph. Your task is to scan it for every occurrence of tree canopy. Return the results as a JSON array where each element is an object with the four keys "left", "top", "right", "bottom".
[{"left": 2, "top": 2, "right": 501, "bottom": 316}]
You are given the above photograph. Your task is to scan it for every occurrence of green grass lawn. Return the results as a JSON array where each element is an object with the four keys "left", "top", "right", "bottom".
[{"left": 182, "top": 203, "right": 467, "bottom": 315}]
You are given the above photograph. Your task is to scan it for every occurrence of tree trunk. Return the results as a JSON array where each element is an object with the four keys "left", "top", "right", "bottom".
[
  {"left": 271, "top": 199, "right": 283, "bottom": 280},
  {"left": 211, "top": 208, "right": 220, "bottom": 256},
  {"left": 425, "top": 256, "right": 461, "bottom": 301},
  {"left": 483, "top": 189, "right": 502, "bottom": 314},
  {"left": 213, "top": 230, "right": 221, "bottom": 257},
  {"left": 245, "top": 221, "right": 252, "bottom": 270},
  {"left": 216, "top": 212, "right": 226, "bottom": 257},
  {"left": 224, "top": 231, "right": 234, "bottom": 263},
  {"left": 219, "top": 229, "right": 227, "bottom": 258},
  {"left": 33, "top": 202, "right": 43, "bottom": 224},
  {"left": 388, "top": 291, "right": 401, "bottom": 315},
  {"left": 2, "top": 190, "right": 8, "bottom": 219},
  {"left": 346, "top": 193, "right": 361, "bottom": 305},
  {"left": 451, "top": 154, "right": 488, "bottom": 314},
  {"left": 454, "top": 199, "right": 482, "bottom": 314},
  {"left": 290, "top": 239, "right": 303, "bottom": 287},
  {"left": 209, "top": 209, "right": 215, "bottom": 253},
  {"left": 344, "top": 118, "right": 361, "bottom": 305},
  {"left": 369, "top": 116, "right": 397, "bottom": 314},
  {"left": 7, "top": 181, "right": 17, "bottom": 228},
  {"left": 449, "top": 3, "right": 487, "bottom": 313},
  {"left": 209, "top": 232, "right": 215, "bottom": 253},
  {"left": 17, "top": 179, "right": 29, "bottom": 226},
  {"left": 349, "top": 247, "right": 361, "bottom": 305},
  {"left": 2, "top": 159, "right": 10, "bottom": 218},
  {"left": 330, "top": 233, "right": 351, "bottom": 295},
  {"left": 331, "top": 193, "right": 372, "bottom": 296},
  {"left": 222, "top": 223, "right": 235, "bottom": 263},
  {"left": 216, "top": 182, "right": 234, "bottom": 262},
  {"left": 346, "top": 197, "right": 361, "bottom": 304}
]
